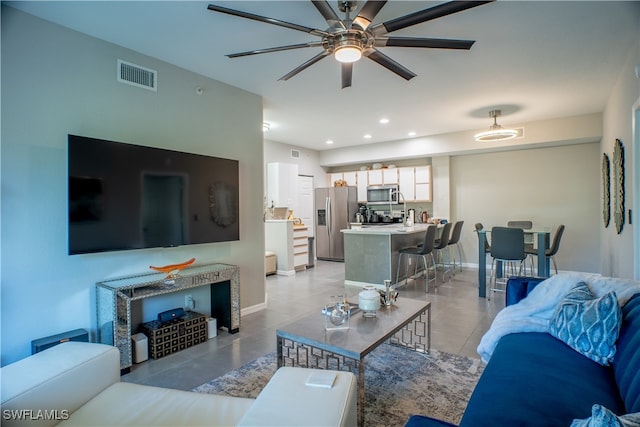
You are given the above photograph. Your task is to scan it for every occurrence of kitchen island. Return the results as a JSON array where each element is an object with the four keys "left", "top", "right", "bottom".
[{"left": 341, "top": 223, "right": 435, "bottom": 291}]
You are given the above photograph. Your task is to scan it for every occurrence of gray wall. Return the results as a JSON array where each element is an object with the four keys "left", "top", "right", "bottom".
[
  {"left": 1, "top": 7, "right": 265, "bottom": 365},
  {"left": 450, "top": 143, "right": 601, "bottom": 273}
]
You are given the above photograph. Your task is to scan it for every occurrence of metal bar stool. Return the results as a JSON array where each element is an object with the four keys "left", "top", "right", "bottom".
[
  {"left": 447, "top": 221, "right": 464, "bottom": 273},
  {"left": 433, "top": 222, "right": 453, "bottom": 284},
  {"left": 395, "top": 225, "right": 438, "bottom": 292}
]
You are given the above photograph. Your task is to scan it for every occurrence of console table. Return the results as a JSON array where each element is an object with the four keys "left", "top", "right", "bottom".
[{"left": 97, "top": 263, "right": 240, "bottom": 370}]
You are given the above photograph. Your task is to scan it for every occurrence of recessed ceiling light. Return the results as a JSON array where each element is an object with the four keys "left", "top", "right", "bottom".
[
  {"left": 363, "top": 134, "right": 372, "bottom": 139},
  {"left": 408, "top": 131, "right": 416, "bottom": 137},
  {"left": 379, "top": 118, "right": 389, "bottom": 124},
  {"left": 326, "top": 139, "right": 334, "bottom": 145}
]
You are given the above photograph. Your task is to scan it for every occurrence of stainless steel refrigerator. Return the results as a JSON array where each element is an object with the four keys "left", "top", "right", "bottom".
[{"left": 315, "top": 186, "right": 358, "bottom": 261}]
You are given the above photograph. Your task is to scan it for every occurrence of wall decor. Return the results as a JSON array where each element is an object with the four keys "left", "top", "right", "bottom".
[
  {"left": 602, "top": 153, "right": 610, "bottom": 228},
  {"left": 613, "top": 139, "right": 625, "bottom": 234}
]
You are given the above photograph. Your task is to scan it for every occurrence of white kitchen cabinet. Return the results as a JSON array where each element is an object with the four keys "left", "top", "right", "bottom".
[
  {"left": 356, "top": 170, "right": 368, "bottom": 202},
  {"left": 398, "top": 167, "right": 415, "bottom": 201},
  {"left": 265, "top": 220, "right": 295, "bottom": 276},
  {"left": 293, "top": 226, "right": 309, "bottom": 271},
  {"left": 368, "top": 169, "right": 383, "bottom": 185},
  {"left": 415, "top": 166, "right": 432, "bottom": 201},
  {"left": 328, "top": 172, "right": 343, "bottom": 186},
  {"left": 342, "top": 171, "right": 357, "bottom": 186},
  {"left": 382, "top": 168, "right": 399, "bottom": 184},
  {"left": 267, "top": 162, "right": 299, "bottom": 210}
]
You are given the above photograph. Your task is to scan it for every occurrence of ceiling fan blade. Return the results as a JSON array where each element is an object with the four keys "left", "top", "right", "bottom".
[
  {"left": 376, "top": 37, "right": 475, "bottom": 50},
  {"left": 352, "top": 1, "right": 387, "bottom": 31},
  {"left": 207, "top": 4, "right": 329, "bottom": 37},
  {"left": 311, "top": 1, "right": 345, "bottom": 30},
  {"left": 364, "top": 48, "right": 416, "bottom": 81},
  {"left": 341, "top": 63, "right": 353, "bottom": 89},
  {"left": 370, "top": 1, "right": 494, "bottom": 35},
  {"left": 278, "top": 51, "right": 332, "bottom": 81},
  {"left": 227, "top": 42, "right": 323, "bottom": 58}
]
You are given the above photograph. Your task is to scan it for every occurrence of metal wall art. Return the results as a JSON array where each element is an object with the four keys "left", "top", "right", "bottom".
[
  {"left": 613, "top": 139, "right": 625, "bottom": 234},
  {"left": 602, "top": 153, "right": 610, "bottom": 228}
]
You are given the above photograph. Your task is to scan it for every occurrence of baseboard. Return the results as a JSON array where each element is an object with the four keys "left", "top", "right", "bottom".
[
  {"left": 241, "top": 301, "right": 267, "bottom": 316},
  {"left": 276, "top": 269, "right": 296, "bottom": 276}
]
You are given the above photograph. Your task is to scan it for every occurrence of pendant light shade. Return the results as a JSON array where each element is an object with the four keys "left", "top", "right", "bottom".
[{"left": 475, "top": 110, "right": 519, "bottom": 142}]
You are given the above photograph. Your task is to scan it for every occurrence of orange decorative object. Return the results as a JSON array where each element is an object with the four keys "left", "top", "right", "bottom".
[{"left": 150, "top": 258, "right": 196, "bottom": 278}]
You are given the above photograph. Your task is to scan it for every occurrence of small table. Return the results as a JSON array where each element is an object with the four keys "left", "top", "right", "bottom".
[{"left": 276, "top": 298, "right": 431, "bottom": 427}]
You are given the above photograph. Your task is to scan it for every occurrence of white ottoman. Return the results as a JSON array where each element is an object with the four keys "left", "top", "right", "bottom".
[{"left": 238, "top": 367, "right": 357, "bottom": 427}]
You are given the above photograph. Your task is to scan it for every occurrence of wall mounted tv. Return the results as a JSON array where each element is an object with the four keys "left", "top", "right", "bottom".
[{"left": 68, "top": 134, "right": 239, "bottom": 255}]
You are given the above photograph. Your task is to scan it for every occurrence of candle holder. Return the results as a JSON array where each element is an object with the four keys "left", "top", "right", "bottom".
[{"left": 359, "top": 286, "right": 381, "bottom": 318}]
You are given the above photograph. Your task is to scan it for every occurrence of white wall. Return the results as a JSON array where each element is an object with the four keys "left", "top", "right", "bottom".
[
  {"left": 450, "top": 143, "right": 601, "bottom": 273},
  {"left": 1, "top": 7, "right": 265, "bottom": 365},
  {"left": 601, "top": 41, "right": 639, "bottom": 279}
]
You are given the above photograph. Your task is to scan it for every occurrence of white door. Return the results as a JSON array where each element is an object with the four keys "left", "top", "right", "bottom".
[{"left": 298, "top": 175, "right": 314, "bottom": 237}]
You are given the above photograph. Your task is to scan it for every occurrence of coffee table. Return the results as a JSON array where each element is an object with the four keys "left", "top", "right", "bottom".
[{"left": 276, "top": 297, "right": 431, "bottom": 426}]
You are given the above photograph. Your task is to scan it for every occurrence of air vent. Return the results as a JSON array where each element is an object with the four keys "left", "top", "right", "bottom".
[
  {"left": 514, "top": 127, "right": 525, "bottom": 139},
  {"left": 117, "top": 59, "right": 157, "bottom": 91},
  {"left": 291, "top": 149, "right": 300, "bottom": 159}
]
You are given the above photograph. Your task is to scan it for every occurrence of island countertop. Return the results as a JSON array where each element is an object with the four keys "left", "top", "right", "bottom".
[
  {"left": 342, "top": 223, "right": 442, "bottom": 290},
  {"left": 341, "top": 223, "right": 435, "bottom": 235}
]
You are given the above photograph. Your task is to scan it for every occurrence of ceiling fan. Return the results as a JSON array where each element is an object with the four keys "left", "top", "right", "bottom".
[{"left": 207, "top": 1, "right": 494, "bottom": 89}]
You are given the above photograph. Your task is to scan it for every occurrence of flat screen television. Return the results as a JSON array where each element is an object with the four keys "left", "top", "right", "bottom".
[{"left": 68, "top": 134, "right": 239, "bottom": 255}]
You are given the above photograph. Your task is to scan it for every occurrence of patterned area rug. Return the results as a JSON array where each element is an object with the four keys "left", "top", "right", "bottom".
[{"left": 193, "top": 343, "right": 484, "bottom": 426}]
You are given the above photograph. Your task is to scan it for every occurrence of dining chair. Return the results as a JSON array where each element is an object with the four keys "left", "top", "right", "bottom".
[
  {"left": 447, "top": 221, "right": 464, "bottom": 273},
  {"left": 525, "top": 224, "right": 565, "bottom": 275},
  {"left": 433, "top": 222, "right": 453, "bottom": 284},
  {"left": 475, "top": 223, "right": 491, "bottom": 253},
  {"left": 488, "top": 226, "right": 526, "bottom": 300},
  {"left": 395, "top": 225, "right": 438, "bottom": 292}
]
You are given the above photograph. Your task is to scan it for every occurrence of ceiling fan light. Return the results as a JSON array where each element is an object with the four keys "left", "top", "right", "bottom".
[
  {"left": 474, "top": 127, "right": 519, "bottom": 142},
  {"left": 334, "top": 45, "right": 362, "bottom": 63},
  {"left": 475, "top": 109, "right": 519, "bottom": 142}
]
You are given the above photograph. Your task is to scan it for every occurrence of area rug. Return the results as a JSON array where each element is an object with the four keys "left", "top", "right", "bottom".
[{"left": 193, "top": 343, "right": 484, "bottom": 426}]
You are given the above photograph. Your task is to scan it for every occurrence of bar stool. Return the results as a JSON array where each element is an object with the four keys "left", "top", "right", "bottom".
[
  {"left": 447, "top": 221, "right": 464, "bottom": 273},
  {"left": 433, "top": 222, "right": 453, "bottom": 284},
  {"left": 395, "top": 225, "right": 438, "bottom": 292},
  {"left": 488, "top": 226, "right": 526, "bottom": 300}
]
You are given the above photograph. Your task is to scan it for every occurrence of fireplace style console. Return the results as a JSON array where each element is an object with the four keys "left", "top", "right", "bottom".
[{"left": 97, "top": 263, "right": 240, "bottom": 370}]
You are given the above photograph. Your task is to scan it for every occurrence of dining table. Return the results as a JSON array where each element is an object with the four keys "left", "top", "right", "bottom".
[{"left": 477, "top": 228, "right": 551, "bottom": 298}]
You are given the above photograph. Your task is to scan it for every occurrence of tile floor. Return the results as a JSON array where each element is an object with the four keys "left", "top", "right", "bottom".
[{"left": 122, "top": 260, "right": 505, "bottom": 391}]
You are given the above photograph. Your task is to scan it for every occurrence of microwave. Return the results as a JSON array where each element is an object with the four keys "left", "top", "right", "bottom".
[{"left": 367, "top": 185, "right": 399, "bottom": 205}]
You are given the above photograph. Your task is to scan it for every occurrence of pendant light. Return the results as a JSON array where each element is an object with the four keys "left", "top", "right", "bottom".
[{"left": 474, "top": 110, "right": 519, "bottom": 142}]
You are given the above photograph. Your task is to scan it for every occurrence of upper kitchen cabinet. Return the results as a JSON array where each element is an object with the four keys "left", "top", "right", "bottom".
[
  {"left": 382, "top": 168, "right": 399, "bottom": 184},
  {"left": 327, "top": 165, "right": 431, "bottom": 203},
  {"left": 414, "top": 166, "right": 432, "bottom": 201},
  {"left": 356, "top": 171, "right": 368, "bottom": 202},
  {"left": 328, "top": 171, "right": 356, "bottom": 186},
  {"left": 267, "top": 162, "right": 299, "bottom": 210}
]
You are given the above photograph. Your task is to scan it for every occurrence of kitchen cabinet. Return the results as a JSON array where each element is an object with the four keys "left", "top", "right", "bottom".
[
  {"left": 267, "top": 162, "right": 299, "bottom": 210},
  {"left": 265, "top": 220, "right": 308, "bottom": 275},
  {"left": 368, "top": 169, "right": 383, "bottom": 185},
  {"left": 398, "top": 167, "right": 415, "bottom": 201},
  {"left": 343, "top": 172, "right": 357, "bottom": 186},
  {"left": 356, "top": 171, "right": 368, "bottom": 202},
  {"left": 328, "top": 165, "right": 432, "bottom": 203},
  {"left": 382, "top": 168, "right": 399, "bottom": 184},
  {"left": 415, "top": 166, "right": 432, "bottom": 201},
  {"left": 293, "top": 226, "right": 309, "bottom": 271}
]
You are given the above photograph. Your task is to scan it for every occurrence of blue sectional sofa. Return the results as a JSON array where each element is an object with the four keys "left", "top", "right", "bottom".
[{"left": 406, "top": 276, "right": 640, "bottom": 427}]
